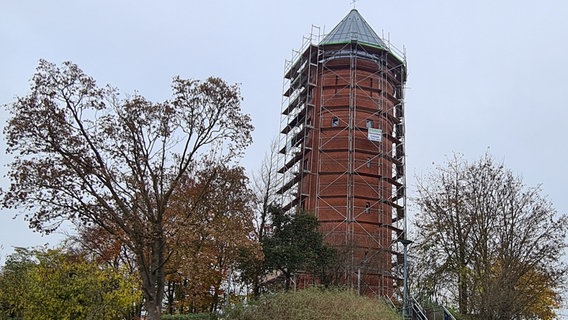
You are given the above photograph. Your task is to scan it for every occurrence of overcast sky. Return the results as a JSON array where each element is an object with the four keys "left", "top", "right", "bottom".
[{"left": 2, "top": 0, "right": 568, "bottom": 303}]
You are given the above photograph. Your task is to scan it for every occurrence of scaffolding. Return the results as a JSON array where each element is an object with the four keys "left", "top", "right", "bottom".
[
  {"left": 277, "top": 13, "right": 407, "bottom": 299},
  {"left": 277, "top": 25, "right": 321, "bottom": 211}
]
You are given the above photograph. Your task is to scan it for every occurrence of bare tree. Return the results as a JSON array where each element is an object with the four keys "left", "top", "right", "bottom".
[
  {"left": 2, "top": 60, "right": 253, "bottom": 319},
  {"left": 237, "top": 139, "right": 280, "bottom": 297},
  {"left": 414, "top": 153, "right": 567, "bottom": 320},
  {"left": 251, "top": 139, "right": 281, "bottom": 242}
]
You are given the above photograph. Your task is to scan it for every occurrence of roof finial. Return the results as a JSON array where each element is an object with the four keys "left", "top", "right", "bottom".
[{"left": 350, "top": 0, "right": 358, "bottom": 9}]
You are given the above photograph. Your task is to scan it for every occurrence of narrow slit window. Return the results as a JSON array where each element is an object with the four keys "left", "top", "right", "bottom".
[
  {"left": 365, "top": 202, "right": 370, "bottom": 214},
  {"left": 366, "top": 157, "right": 371, "bottom": 168},
  {"left": 335, "top": 76, "right": 339, "bottom": 94}
]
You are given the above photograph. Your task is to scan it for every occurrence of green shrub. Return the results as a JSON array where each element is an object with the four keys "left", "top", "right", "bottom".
[{"left": 161, "top": 313, "right": 217, "bottom": 320}]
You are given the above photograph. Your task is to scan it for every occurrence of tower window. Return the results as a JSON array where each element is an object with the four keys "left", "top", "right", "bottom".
[
  {"left": 335, "top": 76, "right": 339, "bottom": 94},
  {"left": 331, "top": 117, "right": 339, "bottom": 127},
  {"left": 366, "top": 157, "right": 371, "bottom": 168},
  {"left": 366, "top": 119, "right": 373, "bottom": 128},
  {"left": 365, "top": 202, "right": 370, "bottom": 214}
]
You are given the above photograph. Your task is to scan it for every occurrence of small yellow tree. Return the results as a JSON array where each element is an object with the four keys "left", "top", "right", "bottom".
[{"left": 0, "top": 247, "right": 141, "bottom": 319}]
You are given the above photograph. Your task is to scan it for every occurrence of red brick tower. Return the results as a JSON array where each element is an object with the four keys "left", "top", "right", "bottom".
[{"left": 277, "top": 9, "right": 407, "bottom": 297}]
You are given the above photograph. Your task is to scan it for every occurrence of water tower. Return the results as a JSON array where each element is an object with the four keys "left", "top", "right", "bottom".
[{"left": 277, "top": 9, "right": 407, "bottom": 297}]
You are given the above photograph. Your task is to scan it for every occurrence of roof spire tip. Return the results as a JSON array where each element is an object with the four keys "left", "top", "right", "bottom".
[{"left": 350, "top": 0, "right": 358, "bottom": 9}]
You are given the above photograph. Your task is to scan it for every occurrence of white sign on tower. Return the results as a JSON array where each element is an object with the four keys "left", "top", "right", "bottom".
[{"left": 368, "top": 128, "right": 382, "bottom": 142}]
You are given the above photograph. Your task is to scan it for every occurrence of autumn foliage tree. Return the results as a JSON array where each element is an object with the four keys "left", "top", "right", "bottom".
[
  {"left": 72, "top": 225, "right": 135, "bottom": 272},
  {"left": 163, "top": 164, "right": 258, "bottom": 313},
  {"left": 414, "top": 153, "right": 567, "bottom": 320},
  {"left": 2, "top": 60, "right": 253, "bottom": 319}
]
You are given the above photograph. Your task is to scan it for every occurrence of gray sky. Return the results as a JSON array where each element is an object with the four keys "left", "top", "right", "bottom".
[{"left": 1, "top": 0, "right": 568, "bottom": 306}]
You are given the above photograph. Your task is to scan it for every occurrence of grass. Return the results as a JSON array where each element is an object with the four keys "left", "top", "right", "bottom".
[{"left": 222, "top": 287, "right": 401, "bottom": 320}]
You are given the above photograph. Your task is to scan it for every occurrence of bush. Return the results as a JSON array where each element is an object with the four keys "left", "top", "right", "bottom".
[
  {"left": 161, "top": 313, "right": 216, "bottom": 320},
  {"left": 222, "top": 287, "right": 401, "bottom": 320}
]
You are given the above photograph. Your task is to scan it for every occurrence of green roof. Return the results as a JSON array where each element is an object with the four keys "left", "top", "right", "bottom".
[{"left": 320, "top": 9, "right": 387, "bottom": 49}]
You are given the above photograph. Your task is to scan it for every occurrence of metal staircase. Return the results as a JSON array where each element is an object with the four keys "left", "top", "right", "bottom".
[
  {"left": 404, "top": 297, "right": 427, "bottom": 320},
  {"left": 404, "top": 297, "right": 456, "bottom": 320}
]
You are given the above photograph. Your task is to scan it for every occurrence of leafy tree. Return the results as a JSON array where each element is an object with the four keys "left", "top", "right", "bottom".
[
  {"left": 235, "top": 244, "right": 265, "bottom": 299},
  {"left": 2, "top": 60, "right": 253, "bottom": 319},
  {"left": 73, "top": 225, "right": 135, "bottom": 272},
  {"left": 164, "top": 164, "right": 258, "bottom": 314},
  {"left": 0, "top": 247, "right": 35, "bottom": 319},
  {"left": 414, "top": 153, "right": 567, "bottom": 319},
  {"left": 262, "top": 206, "right": 336, "bottom": 291},
  {"left": 0, "top": 247, "right": 140, "bottom": 320}
]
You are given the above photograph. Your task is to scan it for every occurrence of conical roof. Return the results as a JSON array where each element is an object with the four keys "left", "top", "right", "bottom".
[{"left": 320, "top": 9, "right": 387, "bottom": 49}]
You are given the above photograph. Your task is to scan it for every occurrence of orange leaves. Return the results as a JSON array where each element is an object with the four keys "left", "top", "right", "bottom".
[{"left": 164, "top": 164, "right": 256, "bottom": 312}]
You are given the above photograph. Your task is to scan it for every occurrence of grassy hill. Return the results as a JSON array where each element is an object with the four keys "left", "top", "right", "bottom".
[{"left": 223, "top": 288, "right": 401, "bottom": 320}]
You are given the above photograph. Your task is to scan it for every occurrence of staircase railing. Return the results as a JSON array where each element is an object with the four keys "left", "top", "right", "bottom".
[
  {"left": 441, "top": 305, "right": 457, "bottom": 320},
  {"left": 404, "top": 296, "right": 456, "bottom": 320},
  {"left": 407, "top": 296, "right": 428, "bottom": 320}
]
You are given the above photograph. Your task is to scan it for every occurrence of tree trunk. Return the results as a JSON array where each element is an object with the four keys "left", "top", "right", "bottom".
[
  {"left": 140, "top": 266, "right": 161, "bottom": 320},
  {"left": 210, "top": 291, "right": 219, "bottom": 313},
  {"left": 284, "top": 270, "right": 291, "bottom": 291},
  {"left": 253, "top": 275, "right": 261, "bottom": 298},
  {"left": 138, "top": 232, "right": 166, "bottom": 320},
  {"left": 458, "top": 275, "right": 468, "bottom": 315}
]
